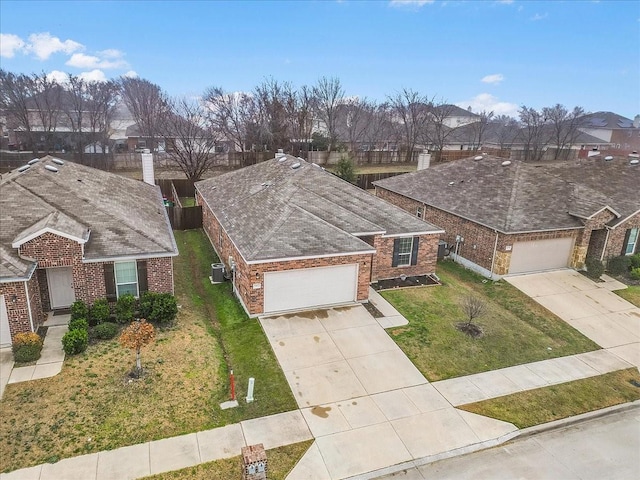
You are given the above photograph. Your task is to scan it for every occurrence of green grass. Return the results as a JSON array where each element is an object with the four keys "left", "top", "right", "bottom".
[
  {"left": 459, "top": 368, "right": 640, "bottom": 428},
  {"left": 141, "top": 440, "right": 313, "bottom": 480},
  {"left": 174, "top": 230, "right": 296, "bottom": 425},
  {"left": 615, "top": 285, "right": 640, "bottom": 308},
  {"left": 382, "top": 260, "right": 599, "bottom": 381},
  {"left": 179, "top": 197, "right": 196, "bottom": 207}
]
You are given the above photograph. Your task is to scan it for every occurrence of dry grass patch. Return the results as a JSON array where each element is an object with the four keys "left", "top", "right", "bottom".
[
  {"left": 459, "top": 368, "right": 640, "bottom": 428},
  {"left": 142, "top": 440, "right": 313, "bottom": 480}
]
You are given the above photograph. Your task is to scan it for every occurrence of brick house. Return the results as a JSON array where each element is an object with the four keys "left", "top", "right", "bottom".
[
  {"left": 195, "top": 154, "right": 443, "bottom": 317},
  {"left": 0, "top": 156, "right": 178, "bottom": 347},
  {"left": 374, "top": 154, "right": 639, "bottom": 278}
]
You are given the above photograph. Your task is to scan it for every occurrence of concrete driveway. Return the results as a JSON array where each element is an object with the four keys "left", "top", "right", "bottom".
[
  {"left": 260, "top": 305, "right": 518, "bottom": 480},
  {"left": 506, "top": 270, "right": 640, "bottom": 368}
]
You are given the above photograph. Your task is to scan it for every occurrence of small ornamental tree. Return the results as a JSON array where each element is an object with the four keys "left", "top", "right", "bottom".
[{"left": 119, "top": 319, "right": 155, "bottom": 376}]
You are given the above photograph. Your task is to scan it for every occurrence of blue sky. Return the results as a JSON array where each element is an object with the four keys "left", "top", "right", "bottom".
[{"left": 1, "top": 0, "right": 638, "bottom": 118}]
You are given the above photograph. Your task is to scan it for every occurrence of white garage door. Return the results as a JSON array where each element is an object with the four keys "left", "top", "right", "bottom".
[
  {"left": 263, "top": 264, "right": 358, "bottom": 314},
  {"left": 509, "top": 237, "right": 574, "bottom": 274},
  {"left": 1, "top": 295, "right": 11, "bottom": 348}
]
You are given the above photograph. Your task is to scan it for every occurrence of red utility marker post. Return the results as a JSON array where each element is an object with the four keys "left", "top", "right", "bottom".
[{"left": 230, "top": 369, "right": 236, "bottom": 401}]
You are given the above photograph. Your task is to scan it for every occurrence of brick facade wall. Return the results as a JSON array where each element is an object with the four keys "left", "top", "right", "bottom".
[
  {"left": 146, "top": 257, "right": 174, "bottom": 294},
  {"left": 605, "top": 213, "right": 640, "bottom": 259},
  {"left": 198, "top": 190, "right": 373, "bottom": 316},
  {"left": 371, "top": 235, "right": 438, "bottom": 280},
  {"left": 0, "top": 276, "right": 43, "bottom": 342}
]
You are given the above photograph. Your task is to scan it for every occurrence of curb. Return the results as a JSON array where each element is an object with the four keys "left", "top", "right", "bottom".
[{"left": 345, "top": 400, "right": 640, "bottom": 480}]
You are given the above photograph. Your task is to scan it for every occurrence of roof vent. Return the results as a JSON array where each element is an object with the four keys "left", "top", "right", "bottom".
[
  {"left": 501, "top": 160, "right": 512, "bottom": 167},
  {"left": 448, "top": 181, "right": 455, "bottom": 186},
  {"left": 291, "top": 162, "right": 301, "bottom": 170},
  {"left": 278, "top": 156, "right": 287, "bottom": 163},
  {"left": 473, "top": 155, "right": 483, "bottom": 161},
  {"left": 28, "top": 158, "right": 40, "bottom": 165},
  {"left": 297, "top": 157, "right": 305, "bottom": 161},
  {"left": 51, "top": 158, "right": 64, "bottom": 165},
  {"left": 312, "top": 163, "right": 321, "bottom": 168},
  {"left": 277, "top": 149, "right": 284, "bottom": 154},
  {"left": 604, "top": 155, "right": 614, "bottom": 161},
  {"left": 45, "top": 165, "right": 58, "bottom": 173},
  {"left": 17, "top": 164, "right": 31, "bottom": 172},
  {"left": 630, "top": 159, "right": 639, "bottom": 165},
  {"left": 629, "top": 151, "right": 639, "bottom": 158}
]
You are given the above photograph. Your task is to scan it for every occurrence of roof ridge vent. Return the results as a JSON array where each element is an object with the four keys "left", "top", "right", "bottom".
[
  {"left": 629, "top": 151, "right": 639, "bottom": 158},
  {"left": 473, "top": 155, "right": 483, "bottom": 161},
  {"left": 51, "top": 158, "right": 65, "bottom": 165},
  {"left": 278, "top": 156, "right": 287, "bottom": 163},
  {"left": 291, "top": 162, "right": 301, "bottom": 170},
  {"left": 28, "top": 158, "right": 40, "bottom": 165},
  {"left": 630, "top": 159, "right": 639, "bottom": 165},
  {"left": 501, "top": 160, "right": 512, "bottom": 167},
  {"left": 604, "top": 155, "right": 614, "bottom": 161},
  {"left": 17, "top": 164, "right": 31, "bottom": 172},
  {"left": 45, "top": 165, "right": 59, "bottom": 173}
]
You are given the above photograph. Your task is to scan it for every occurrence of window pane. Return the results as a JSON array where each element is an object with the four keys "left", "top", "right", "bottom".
[
  {"left": 626, "top": 228, "right": 639, "bottom": 255},
  {"left": 115, "top": 261, "right": 137, "bottom": 284},
  {"left": 397, "top": 237, "right": 413, "bottom": 266},
  {"left": 117, "top": 283, "right": 138, "bottom": 297}
]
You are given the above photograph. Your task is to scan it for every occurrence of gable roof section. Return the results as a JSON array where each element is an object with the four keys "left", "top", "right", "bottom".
[
  {"left": 196, "top": 156, "right": 442, "bottom": 262},
  {"left": 0, "top": 156, "right": 177, "bottom": 281},
  {"left": 0, "top": 245, "right": 36, "bottom": 282},
  {"left": 374, "top": 155, "right": 639, "bottom": 233}
]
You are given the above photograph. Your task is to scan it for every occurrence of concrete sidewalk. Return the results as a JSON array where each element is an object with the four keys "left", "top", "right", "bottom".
[{"left": 0, "top": 410, "right": 312, "bottom": 480}]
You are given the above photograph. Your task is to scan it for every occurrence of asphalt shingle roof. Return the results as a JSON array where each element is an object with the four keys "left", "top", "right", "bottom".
[
  {"left": 374, "top": 155, "right": 639, "bottom": 233},
  {"left": 0, "top": 156, "right": 177, "bottom": 281},
  {"left": 195, "top": 156, "right": 442, "bottom": 262}
]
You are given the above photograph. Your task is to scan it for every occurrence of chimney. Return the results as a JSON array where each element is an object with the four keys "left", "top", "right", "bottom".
[
  {"left": 141, "top": 153, "right": 155, "bottom": 185},
  {"left": 275, "top": 148, "right": 286, "bottom": 159},
  {"left": 417, "top": 151, "right": 431, "bottom": 170},
  {"left": 634, "top": 115, "right": 640, "bottom": 129}
]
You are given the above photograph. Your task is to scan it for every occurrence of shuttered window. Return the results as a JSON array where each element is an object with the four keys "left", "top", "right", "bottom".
[
  {"left": 623, "top": 228, "right": 639, "bottom": 256},
  {"left": 392, "top": 237, "right": 420, "bottom": 267},
  {"left": 104, "top": 260, "right": 148, "bottom": 299}
]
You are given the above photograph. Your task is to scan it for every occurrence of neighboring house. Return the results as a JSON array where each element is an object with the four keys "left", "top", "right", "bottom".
[
  {"left": 375, "top": 154, "right": 639, "bottom": 278},
  {"left": 195, "top": 154, "right": 443, "bottom": 316},
  {"left": 578, "top": 112, "right": 640, "bottom": 150},
  {"left": 437, "top": 105, "right": 480, "bottom": 128},
  {"left": 0, "top": 156, "right": 178, "bottom": 347}
]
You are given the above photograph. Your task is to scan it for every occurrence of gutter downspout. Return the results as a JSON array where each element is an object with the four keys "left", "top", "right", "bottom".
[
  {"left": 490, "top": 230, "right": 499, "bottom": 280},
  {"left": 599, "top": 226, "right": 612, "bottom": 262},
  {"left": 24, "top": 282, "right": 34, "bottom": 333}
]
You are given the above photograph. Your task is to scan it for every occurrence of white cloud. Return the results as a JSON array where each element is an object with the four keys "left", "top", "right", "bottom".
[
  {"left": 46, "top": 70, "right": 69, "bottom": 84},
  {"left": 531, "top": 12, "right": 548, "bottom": 21},
  {"left": 98, "top": 49, "right": 123, "bottom": 59},
  {"left": 481, "top": 73, "right": 504, "bottom": 85},
  {"left": 66, "top": 52, "right": 128, "bottom": 69},
  {"left": 123, "top": 70, "right": 138, "bottom": 78},
  {"left": 456, "top": 93, "right": 518, "bottom": 117},
  {"left": 0, "top": 33, "right": 26, "bottom": 58},
  {"left": 496, "top": 0, "right": 514, "bottom": 4},
  {"left": 78, "top": 69, "right": 107, "bottom": 83},
  {"left": 26, "top": 32, "right": 84, "bottom": 60},
  {"left": 389, "top": 0, "right": 435, "bottom": 8}
]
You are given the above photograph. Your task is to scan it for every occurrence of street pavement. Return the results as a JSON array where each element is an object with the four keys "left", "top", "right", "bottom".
[{"left": 376, "top": 403, "right": 640, "bottom": 479}]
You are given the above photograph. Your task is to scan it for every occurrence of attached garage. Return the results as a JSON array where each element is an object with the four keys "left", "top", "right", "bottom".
[
  {"left": 508, "top": 237, "right": 575, "bottom": 274},
  {"left": 263, "top": 264, "right": 358, "bottom": 314}
]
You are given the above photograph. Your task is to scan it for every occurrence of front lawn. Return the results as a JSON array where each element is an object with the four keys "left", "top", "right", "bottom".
[
  {"left": 0, "top": 229, "right": 295, "bottom": 473},
  {"left": 615, "top": 285, "right": 640, "bottom": 308},
  {"left": 459, "top": 368, "right": 640, "bottom": 428},
  {"left": 383, "top": 260, "right": 599, "bottom": 381}
]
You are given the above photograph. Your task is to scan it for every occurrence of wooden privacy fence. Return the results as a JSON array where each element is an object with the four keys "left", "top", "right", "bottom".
[{"left": 156, "top": 179, "right": 202, "bottom": 230}]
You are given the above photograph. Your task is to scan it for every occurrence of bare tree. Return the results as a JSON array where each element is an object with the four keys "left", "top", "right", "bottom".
[
  {"left": 469, "top": 110, "right": 494, "bottom": 150},
  {"left": 254, "top": 77, "right": 290, "bottom": 151},
  {"left": 0, "top": 70, "right": 36, "bottom": 150},
  {"left": 342, "top": 98, "right": 375, "bottom": 153},
  {"left": 429, "top": 102, "right": 460, "bottom": 162},
  {"left": 30, "top": 72, "right": 63, "bottom": 153},
  {"left": 119, "top": 77, "right": 170, "bottom": 152},
  {"left": 518, "top": 106, "right": 551, "bottom": 161},
  {"left": 163, "top": 96, "right": 220, "bottom": 180},
  {"left": 85, "top": 80, "right": 119, "bottom": 156},
  {"left": 542, "top": 104, "right": 585, "bottom": 160},
  {"left": 283, "top": 84, "right": 315, "bottom": 157},
  {"left": 313, "top": 76, "right": 344, "bottom": 152},
  {"left": 492, "top": 115, "right": 520, "bottom": 150},
  {"left": 461, "top": 295, "right": 486, "bottom": 328},
  {"left": 63, "top": 74, "right": 88, "bottom": 155},
  {"left": 203, "top": 86, "right": 257, "bottom": 164},
  {"left": 387, "top": 89, "right": 433, "bottom": 162}
]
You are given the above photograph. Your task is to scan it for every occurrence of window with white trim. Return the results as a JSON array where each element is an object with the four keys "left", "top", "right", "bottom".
[
  {"left": 416, "top": 206, "right": 424, "bottom": 219},
  {"left": 115, "top": 261, "right": 139, "bottom": 297},
  {"left": 624, "top": 227, "right": 639, "bottom": 255},
  {"left": 396, "top": 237, "right": 414, "bottom": 267}
]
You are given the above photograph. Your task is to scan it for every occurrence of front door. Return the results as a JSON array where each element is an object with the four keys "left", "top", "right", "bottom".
[{"left": 47, "top": 267, "right": 75, "bottom": 309}]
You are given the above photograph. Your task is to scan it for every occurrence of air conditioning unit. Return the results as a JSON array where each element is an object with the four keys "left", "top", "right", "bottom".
[{"left": 211, "top": 263, "right": 225, "bottom": 283}]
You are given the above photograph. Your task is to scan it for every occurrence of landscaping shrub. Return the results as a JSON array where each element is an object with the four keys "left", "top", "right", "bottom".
[
  {"left": 142, "top": 293, "right": 178, "bottom": 325},
  {"left": 62, "top": 329, "right": 88, "bottom": 355},
  {"left": 70, "top": 300, "right": 89, "bottom": 320},
  {"left": 585, "top": 257, "right": 604, "bottom": 280},
  {"left": 12, "top": 332, "right": 43, "bottom": 363},
  {"left": 92, "top": 322, "right": 119, "bottom": 340},
  {"left": 89, "top": 299, "right": 110, "bottom": 326},
  {"left": 68, "top": 317, "right": 89, "bottom": 332},
  {"left": 115, "top": 294, "right": 137, "bottom": 324},
  {"left": 630, "top": 253, "right": 640, "bottom": 269},
  {"left": 630, "top": 267, "right": 640, "bottom": 281},
  {"left": 607, "top": 255, "right": 632, "bottom": 275}
]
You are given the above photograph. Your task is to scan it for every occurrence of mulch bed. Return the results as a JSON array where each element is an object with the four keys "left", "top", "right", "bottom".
[{"left": 372, "top": 274, "right": 439, "bottom": 291}]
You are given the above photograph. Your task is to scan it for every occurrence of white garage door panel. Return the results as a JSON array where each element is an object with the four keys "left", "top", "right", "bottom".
[
  {"left": 264, "top": 264, "right": 358, "bottom": 313},
  {"left": 509, "top": 237, "right": 574, "bottom": 274}
]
